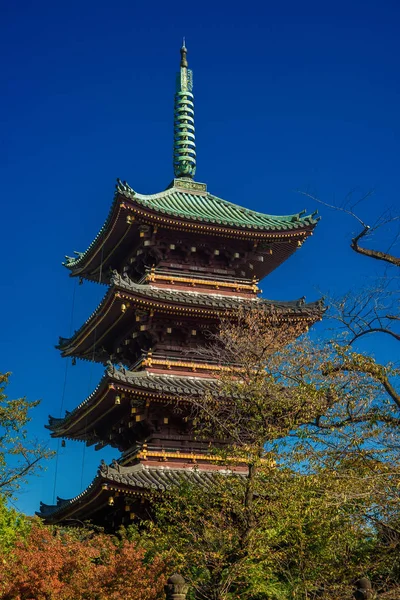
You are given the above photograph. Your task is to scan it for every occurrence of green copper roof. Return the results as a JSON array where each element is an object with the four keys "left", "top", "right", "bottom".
[
  {"left": 118, "top": 179, "right": 319, "bottom": 230},
  {"left": 63, "top": 44, "right": 319, "bottom": 273},
  {"left": 64, "top": 179, "right": 319, "bottom": 271}
]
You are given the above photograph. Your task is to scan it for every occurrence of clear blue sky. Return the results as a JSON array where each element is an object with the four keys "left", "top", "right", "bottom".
[{"left": 1, "top": 0, "right": 399, "bottom": 515}]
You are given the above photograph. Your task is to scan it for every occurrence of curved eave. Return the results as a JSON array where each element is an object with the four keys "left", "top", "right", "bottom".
[
  {"left": 37, "top": 463, "right": 236, "bottom": 524},
  {"left": 57, "top": 283, "right": 255, "bottom": 358},
  {"left": 46, "top": 374, "right": 111, "bottom": 439},
  {"left": 37, "top": 475, "right": 117, "bottom": 524},
  {"left": 64, "top": 194, "right": 130, "bottom": 281},
  {"left": 119, "top": 193, "right": 318, "bottom": 239},
  {"left": 58, "top": 279, "right": 324, "bottom": 359},
  {"left": 118, "top": 182, "right": 319, "bottom": 231},
  {"left": 64, "top": 180, "right": 319, "bottom": 278},
  {"left": 57, "top": 287, "right": 116, "bottom": 358},
  {"left": 47, "top": 370, "right": 220, "bottom": 439}
]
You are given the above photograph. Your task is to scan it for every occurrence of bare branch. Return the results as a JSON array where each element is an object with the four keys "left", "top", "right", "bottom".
[
  {"left": 298, "top": 190, "right": 368, "bottom": 227},
  {"left": 298, "top": 190, "right": 400, "bottom": 267},
  {"left": 351, "top": 226, "right": 400, "bottom": 267},
  {"left": 349, "top": 327, "right": 400, "bottom": 345}
]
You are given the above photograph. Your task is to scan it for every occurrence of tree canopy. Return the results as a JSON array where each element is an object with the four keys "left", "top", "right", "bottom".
[{"left": 0, "top": 372, "right": 53, "bottom": 497}]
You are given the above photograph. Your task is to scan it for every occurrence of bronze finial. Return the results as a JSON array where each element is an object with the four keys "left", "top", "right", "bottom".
[{"left": 180, "top": 39, "right": 188, "bottom": 68}]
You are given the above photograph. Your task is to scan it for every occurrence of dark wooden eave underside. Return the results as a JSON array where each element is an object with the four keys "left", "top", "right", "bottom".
[
  {"left": 47, "top": 369, "right": 219, "bottom": 440},
  {"left": 58, "top": 276, "right": 324, "bottom": 359},
  {"left": 38, "top": 462, "right": 244, "bottom": 525},
  {"left": 64, "top": 181, "right": 319, "bottom": 283}
]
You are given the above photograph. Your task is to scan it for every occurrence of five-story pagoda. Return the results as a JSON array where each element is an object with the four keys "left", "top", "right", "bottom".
[{"left": 38, "top": 43, "right": 323, "bottom": 529}]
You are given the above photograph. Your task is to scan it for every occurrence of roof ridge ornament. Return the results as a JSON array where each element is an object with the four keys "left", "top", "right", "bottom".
[{"left": 174, "top": 41, "right": 196, "bottom": 179}]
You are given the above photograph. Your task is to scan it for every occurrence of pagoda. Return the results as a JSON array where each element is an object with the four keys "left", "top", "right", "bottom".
[{"left": 38, "top": 43, "right": 323, "bottom": 529}]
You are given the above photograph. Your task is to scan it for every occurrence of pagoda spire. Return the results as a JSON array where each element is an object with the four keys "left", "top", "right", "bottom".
[{"left": 173, "top": 40, "right": 196, "bottom": 178}]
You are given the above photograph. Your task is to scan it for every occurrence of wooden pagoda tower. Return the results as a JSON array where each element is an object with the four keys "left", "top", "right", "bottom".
[{"left": 39, "top": 43, "right": 323, "bottom": 529}]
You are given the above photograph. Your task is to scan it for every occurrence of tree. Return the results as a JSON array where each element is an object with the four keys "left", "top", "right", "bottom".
[
  {"left": 0, "top": 372, "right": 53, "bottom": 497},
  {"left": 299, "top": 191, "right": 400, "bottom": 411},
  {"left": 0, "top": 519, "right": 169, "bottom": 600},
  {"left": 134, "top": 305, "right": 400, "bottom": 599},
  {"left": 0, "top": 495, "right": 30, "bottom": 553},
  {"left": 138, "top": 464, "right": 387, "bottom": 600}
]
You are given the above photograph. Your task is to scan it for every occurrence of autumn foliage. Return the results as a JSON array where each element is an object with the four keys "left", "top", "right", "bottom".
[{"left": 0, "top": 521, "right": 168, "bottom": 600}]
